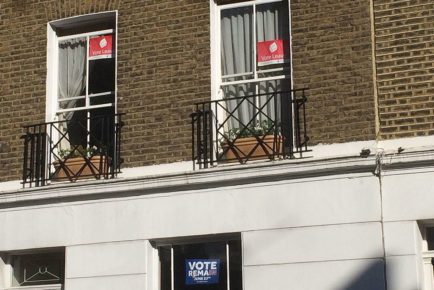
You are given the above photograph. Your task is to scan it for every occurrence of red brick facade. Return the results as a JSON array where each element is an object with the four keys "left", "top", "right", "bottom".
[
  {"left": 374, "top": 0, "right": 434, "bottom": 139},
  {"left": 0, "top": 0, "right": 432, "bottom": 182}
]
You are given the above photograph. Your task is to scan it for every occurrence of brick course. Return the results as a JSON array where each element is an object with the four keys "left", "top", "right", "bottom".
[
  {"left": 291, "top": 0, "right": 377, "bottom": 144},
  {"left": 0, "top": 0, "right": 210, "bottom": 182},
  {"left": 3, "top": 0, "right": 428, "bottom": 183},
  {"left": 374, "top": 0, "right": 434, "bottom": 138}
]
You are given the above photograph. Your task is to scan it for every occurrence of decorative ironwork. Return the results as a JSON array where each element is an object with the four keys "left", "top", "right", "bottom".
[
  {"left": 191, "top": 89, "right": 309, "bottom": 169},
  {"left": 22, "top": 113, "right": 124, "bottom": 187},
  {"left": 21, "top": 266, "right": 61, "bottom": 286},
  {"left": 11, "top": 252, "right": 64, "bottom": 288}
]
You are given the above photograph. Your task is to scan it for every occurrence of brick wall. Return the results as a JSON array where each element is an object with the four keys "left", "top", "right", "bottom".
[
  {"left": 0, "top": 0, "right": 210, "bottom": 182},
  {"left": 374, "top": 0, "right": 434, "bottom": 139},
  {"left": 291, "top": 0, "right": 377, "bottom": 144}
]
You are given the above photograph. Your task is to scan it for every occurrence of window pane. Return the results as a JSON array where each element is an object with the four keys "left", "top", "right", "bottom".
[
  {"left": 229, "top": 240, "right": 242, "bottom": 290},
  {"left": 159, "top": 246, "right": 172, "bottom": 290},
  {"left": 89, "top": 107, "right": 115, "bottom": 154},
  {"left": 221, "top": 6, "right": 254, "bottom": 80},
  {"left": 88, "top": 58, "right": 115, "bottom": 95},
  {"left": 90, "top": 93, "right": 115, "bottom": 106},
  {"left": 256, "top": 1, "right": 290, "bottom": 71},
  {"left": 256, "top": 1, "right": 289, "bottom": 42},
  {"left": 57, "top": 110, "right": 88, "bottom": 152},
  {"left": 58, "top": 37, "right": 87, "bottom": 103},
  {"left": 173, "top": 242, "right": 227, "bottom": 290},
  {"left": 12, "top": 252, "right": 64, "bottom": 286},
  {"left": 427, "top": 227, "right": 434, "bottom": 250},
  {"left": 221, "top": 83, "right": 256, "bottom": 132}
]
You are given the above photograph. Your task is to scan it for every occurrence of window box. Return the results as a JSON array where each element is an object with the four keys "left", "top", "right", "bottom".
[
  {"left": 52, "top": 155, "right": 111, "bottom": 181},
  {"left": 221, "top": 134, "right": 283, "bottom": 162}
]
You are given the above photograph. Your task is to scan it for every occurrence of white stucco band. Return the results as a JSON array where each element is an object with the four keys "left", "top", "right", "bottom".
[{"left": 1, "top": 141, "right": 434, "bottom": 290}]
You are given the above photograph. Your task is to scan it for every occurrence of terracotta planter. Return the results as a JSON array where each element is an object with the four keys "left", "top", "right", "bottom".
[
  {"left": 222, "top": 135, "right": 283, "bottom": 162},
  {"left": 52, "top": 155, "right": 110, "bottom": 181}
]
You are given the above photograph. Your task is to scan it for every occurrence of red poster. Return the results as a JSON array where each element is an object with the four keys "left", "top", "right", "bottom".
[
  {"left": 89, "top": 35, "right": 113, "bottom": 58},
  {"left": 257, "top": 39, "right": 287, "bottom": 66}
]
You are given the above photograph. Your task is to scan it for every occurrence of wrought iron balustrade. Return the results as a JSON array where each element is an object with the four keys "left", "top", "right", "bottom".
[
  {"left": 191, "top": 89, "right": 309, "bottom": 169},
  {"left": 22, "top": 113, "right": 124, "bottom": 187}
]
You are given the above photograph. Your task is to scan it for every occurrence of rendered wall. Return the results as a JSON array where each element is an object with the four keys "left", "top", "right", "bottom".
[
  {"left": 0, "top": 173, "right": 387, "bottom": 290},
  {"left": 381, "top": 167, "right": 434, "bottom": 290}
]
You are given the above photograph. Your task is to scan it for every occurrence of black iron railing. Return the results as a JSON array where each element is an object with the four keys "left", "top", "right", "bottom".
[
  {"left": 191, "top": 89, "right": 309, "bottom": 169},
  {"left": 22, "top": 113, "right": 124, "bottom": 187}
]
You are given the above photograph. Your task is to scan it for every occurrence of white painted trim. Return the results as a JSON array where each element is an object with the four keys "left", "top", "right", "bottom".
[
  {"left": 221, "top": 74, "right": 290, "bottom": 86},
  {"left": 56, "top": 103, "right": 114, "bottom": 114},
  {"left": 46, "top": 24, "right": 58, "bottom": 123},
  {"left": 114, "top": 11, "right": 119, "bottom": 116},
  {"left": 210, "top": 0, "right": 219, "bottom": 102},
  {"left": 218, "top": 0, "right": 283, "bottom": 10}
]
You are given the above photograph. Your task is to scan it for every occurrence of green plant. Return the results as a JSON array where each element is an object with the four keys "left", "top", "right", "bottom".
[
  {"left": 58, "top": 145, "right": 98, "bottom": 159},
  {"left": 222, "top": 120, "right": 276, "bottom": 142}
]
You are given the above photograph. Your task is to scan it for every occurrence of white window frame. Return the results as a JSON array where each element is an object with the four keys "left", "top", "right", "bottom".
[
  {"left": 422, "top": 225, "right": 434, "bottom": 290},
  {"left": 46, "top": 11, "right": 118, "bottom": 123},
  {"left": 210, "top": 0, "right": 293, "bottom": 101},
  {"left": 56, "top": 29, "right": 115, "bottom": 115}
]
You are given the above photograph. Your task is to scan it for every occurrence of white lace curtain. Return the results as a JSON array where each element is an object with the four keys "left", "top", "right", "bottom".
[
  {"left": 58, "top": 37, "right": 86, "bottom": 117},
  {"left": 58, "top": 38, "right": 86, "bottom": 150}
]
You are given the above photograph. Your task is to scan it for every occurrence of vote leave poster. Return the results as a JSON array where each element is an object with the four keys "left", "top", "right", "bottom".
[
  {"left": 89, "top": 35, "right": 113, "bottom": 58},
  {"left": 185, "top": 259, "right": 220, "bottom": 285},
  {"left": 257, "top": 39, "right": 288, "bottom": 66}
]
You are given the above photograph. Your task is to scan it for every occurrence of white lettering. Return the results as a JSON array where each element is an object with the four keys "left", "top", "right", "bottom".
[{"left": 188, "top": 261, "right": 196, "bottom": 270}]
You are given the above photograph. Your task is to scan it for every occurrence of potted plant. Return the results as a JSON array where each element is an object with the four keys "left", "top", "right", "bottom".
[
  {"left": 220, "top": 120, "right": 283, "bottom": 162},
  {"left": 52, "top": 145, "right": 110, "bottom": 181}
]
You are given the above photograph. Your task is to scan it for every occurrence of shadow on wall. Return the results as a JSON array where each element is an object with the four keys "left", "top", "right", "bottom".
[
  {"left": 338, "top": 259, "right": 419, "bottom": 290},
  {"left": 338, "top": 259, "right": 386, "bottom": 290}
]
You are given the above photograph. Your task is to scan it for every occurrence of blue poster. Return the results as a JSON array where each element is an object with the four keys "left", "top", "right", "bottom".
[{"left": 185, "top": 259, "right": 220, "bottom": 285}]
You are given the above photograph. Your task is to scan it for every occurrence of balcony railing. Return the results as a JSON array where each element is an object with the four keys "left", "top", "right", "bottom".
[
  {"left": 191, "top": 89, "right": 309, "bottom": 169},
  {"left": 22, "top": 113, "right": 124, "bottom": 188}
]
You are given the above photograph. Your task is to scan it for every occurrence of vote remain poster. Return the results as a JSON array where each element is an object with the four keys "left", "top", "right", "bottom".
[{"left": 185, "top": 259, "right": 220, "bottom": 285}]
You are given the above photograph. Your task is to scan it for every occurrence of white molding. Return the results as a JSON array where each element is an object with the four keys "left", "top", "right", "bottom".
[
  {"left": 46, "top": 24, "right": 58, "bottom": 123},
  {"left": 3, "top": 134, "right": 434, "bottom": 200}
]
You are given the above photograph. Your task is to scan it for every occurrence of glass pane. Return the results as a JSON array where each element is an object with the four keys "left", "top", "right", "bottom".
[
  {"left": 88, "top": 58, "right": 115, "bottom": 95},
  {"left": 159, "top": 246, "right": 172, "bottom": 290},
  {"left": 173, "top": 242, "right": 227, "bottom": 290},
  {"left": 229, "top": 240, "right": 242, "bottom": 290},
  {"left": 57, "top": 111, "right": 88, "bottom": 155},
  {"left": 427, "top": 227, "right": 434, "bottom": 250},
  {"left": 12, "top": 252, "right": 64, "bottom": 286},
  {"left": 221, "top": 6, "right": 254, "bottom": 81},
  {"left": 90, "top": 92, "right": 115, "bottom": 106},
  {"left": 220, "top": 83, "right": 256, "bottom": 136},
  {"left": 256, "top": 1, "right": 289, "bottom": 42},
  {"left": 256, "top": 1, "right": 290, "bottom": 71},
  {"left": 59, "top": 97, "right": 85, "bottom": 110},
  {"left": 89, "top": 107, "right": 115, "bottom": 155},
  {"left": 58, "top": 37, "right": 87, "bottom": 105}
]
